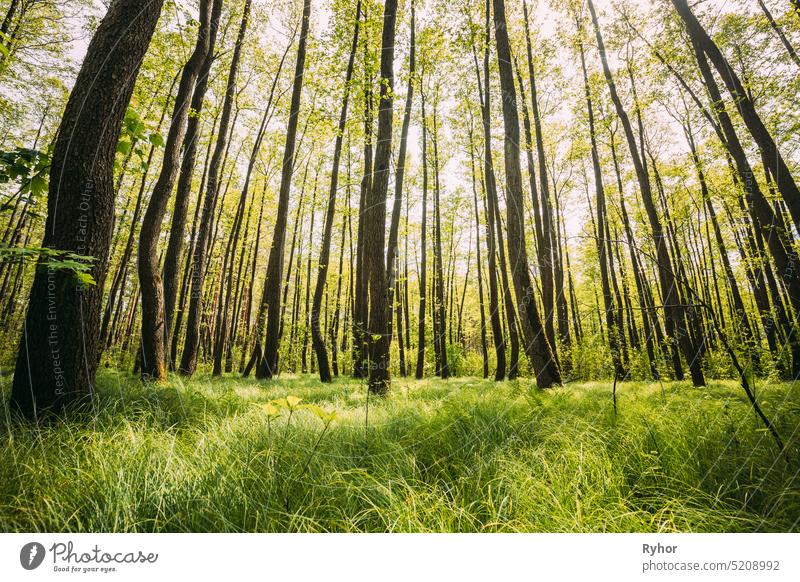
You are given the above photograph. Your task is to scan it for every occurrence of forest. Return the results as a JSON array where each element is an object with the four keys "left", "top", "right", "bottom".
[{"left": 0, "top": 0, "right": 799, "bottom": 533}]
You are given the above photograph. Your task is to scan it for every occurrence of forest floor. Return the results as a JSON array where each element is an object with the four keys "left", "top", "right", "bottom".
[{"left": 0, "top": 371, "right": 799, "bottom": 532}]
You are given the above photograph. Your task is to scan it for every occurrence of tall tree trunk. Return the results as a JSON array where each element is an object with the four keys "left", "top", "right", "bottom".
[
  {"left": 578, "top": 28, "right": 626, "bottom": 378},
  {"left": 138, "top": 0, "right": 217, "bottom": 381},
  {"left": 521, "top": 0, "right": 559, "bottom": 363},
  {"left": 256, "top": 0, "right": 311, "bottom": 379},
  {"left": 415, "top": 82, "right": 430, "bottom": 380},
  {"left": 364, "top": 0, "right": 398, "bottom": 395},
  {"left": 387, "top": 1, "right": 416, "bottom": 346},
  {"left": 589, "top": 0, "right": 705, "bottom": 386},
  {"left": 469, "top": 124, "right": 490, "bottom": 379},
  {"left": 180, "top": 0, "right": 251, "bottom": 376},
  {"left": 492, "top": 0, "right": 560, "bottom": 388},
  {"left": 430, "top": 99, "right": 449, "bottom": 379},
  {"left": 475, "top": 0, "right": 506, "bottom": 380},
  {"left": 10, "top": 0, "right": 164, "bottom": 418},
  {"left": 688, "top": 31, "right": 800, "bottom": 375},
  {"left": 311, "top": 0, "right": 361, "bottom": 382}
]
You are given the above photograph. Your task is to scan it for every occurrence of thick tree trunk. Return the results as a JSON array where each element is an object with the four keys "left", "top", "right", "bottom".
[
  {"left": 689, "top": 32, "right": 800, "bottom": 375},
  {"left": 10, "top": 0, "right": 164, "bottom": 419}
]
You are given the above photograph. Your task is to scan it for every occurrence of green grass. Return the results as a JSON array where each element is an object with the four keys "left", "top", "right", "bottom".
[{"left": 0, "top": 371, "right": 799, "bottom": 532}]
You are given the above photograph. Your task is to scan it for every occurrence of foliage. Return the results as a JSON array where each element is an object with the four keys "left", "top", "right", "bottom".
[
  {"left": 0, "top": 147, "right": 51, "bottom": 213},
  {"left": 0, "top": 244, "right": 96, "bottom": 287}
]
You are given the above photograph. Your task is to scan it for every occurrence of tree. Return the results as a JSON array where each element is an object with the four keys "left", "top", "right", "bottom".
[
  {"left": 492, "top": 0, "right": 560, "bottom": 388},
  {"left": 180, "top": 0, "right": 252, "bottom": 376},
  {"left": 311, "top": 0, "right": 362, "bottom": 382},
  {"left": 363, "top": 0, "right": 399, "bottom": 395},
  {"left": 10, "top": 0, "right": 164, "bottom": 418},
  {"left": 255, "top": 0, "right": 312, "bottom": 379},
  {"left": 589, "top": 0, "right": 705, "bottom": 386},
  {"left": 138, "top": 0, "right": 218, "bottom": 382}
]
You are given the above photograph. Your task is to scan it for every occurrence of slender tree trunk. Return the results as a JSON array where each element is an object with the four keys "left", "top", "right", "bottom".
[
  {"left": 311, "top": 0, "right": 361, "bottom": 382},
  {"left": 430, "top": 99, "right": 449, "bottom": 379},
  {"left": 521, "top": 0, "right": 559, "bottom": 363},
  {"left": 578, "top": 28, "right": 626, "bottom": 378},
  {"left": 493, "top": 0, "right": 560, "bottom": 388},
  {"left": 180, "top": 0, "right": 251, "bottom": 376},
  {"left": 256, "top": 0, "right": 311, "bottom": 378},
  {"left": 138, "top": 0, "right": 217, "bottom": 381},
  {"left": 363, "top": 0, "right": 398, "bottom": 395},
  {"left": 415, "top": 82, "right": 430, "bottom": 380},
  {"left": 469, "top": 125, "right": 490, "bottom": 378},
  {"left": 589, "top": 0, "right": 705, "bottom": 386},
  {"left": 387, "top": 1, "right": 416, "bottom": 349},
  {"left": 474, "top": 0, "right": 506, "bottom": 380}
]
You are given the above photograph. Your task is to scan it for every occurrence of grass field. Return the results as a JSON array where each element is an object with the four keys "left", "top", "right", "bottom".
[{"left": 0, "top": 371, "right": 799, "bottom": 532}]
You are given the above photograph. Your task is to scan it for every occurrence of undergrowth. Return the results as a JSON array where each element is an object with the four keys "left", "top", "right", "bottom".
[{"left": 0, "top": 371, "right": 798, "bottom": 532}]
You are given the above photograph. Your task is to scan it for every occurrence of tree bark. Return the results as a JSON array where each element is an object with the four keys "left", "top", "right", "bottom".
[
  {"left": 10, "top": 0, "right": 164, "bottom": 418},
  {"left": 364, "top": 0, "right": 398, "bottom": 395}
]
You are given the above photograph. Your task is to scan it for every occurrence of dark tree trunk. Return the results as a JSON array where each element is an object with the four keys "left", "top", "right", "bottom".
[
  {"left": 387, "top": 1, "right": 415, "bottom": 347},
  {"left": 688, "top": 32, "right": 800, "bottom": 375},
  {"left": 353, "top": 4, "right": 373, "bottom": 380},
  {"left": 364, "top": 0, "right": 398, "bottom": 395},
  {"left": 474, "top": 0, "right": 506, "bottom": 380},
  {"left": 415, "top": 82, "right": 430, "bottom": 380},
  {"left": 430, "top": 101, "right": 449, "bottom": 379},
  {"left": 493, "top": 0, "right": 560, "bottom": 388},
  {"left": 521, "top": 0, "right": 559, "bottom": 364},
  {"left": 10, "top": 0, "right": 164, "bottom": 419}
]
